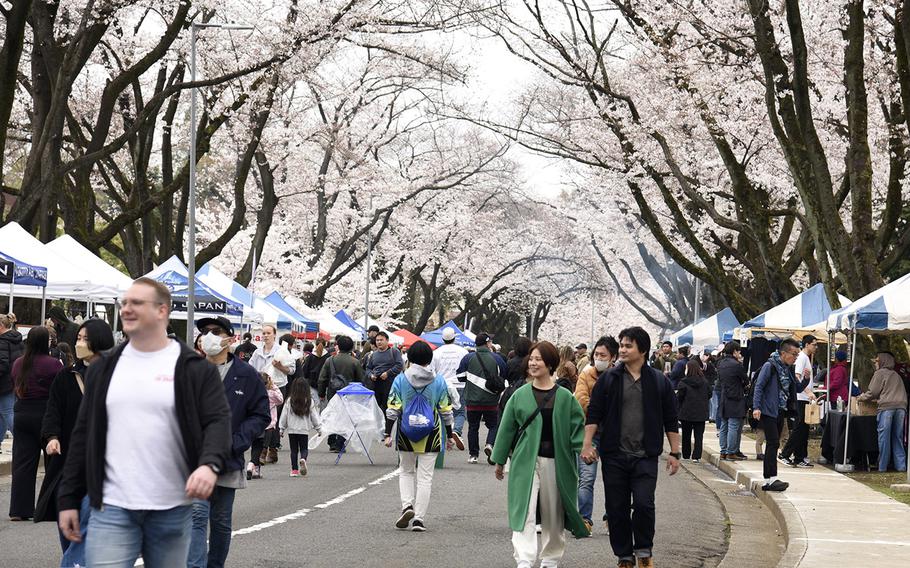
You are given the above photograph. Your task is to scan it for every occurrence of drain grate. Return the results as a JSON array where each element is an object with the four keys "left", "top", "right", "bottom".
[{"left": 727, "top": 488, "right": 754, "bottom": 498}]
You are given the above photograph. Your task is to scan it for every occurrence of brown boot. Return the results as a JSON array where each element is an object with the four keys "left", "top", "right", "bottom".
[
  {"left": 637, "top": 557, "right": 654, "bottom": 568},
  {"left": 267, "top": 448, "right": 278, "bottom": 463},
  {"left": 259, "top": 449, "right": 268, "bottom": 464},
  {"left": 618, "top": 560, "right": 635, "bottom": 568}
]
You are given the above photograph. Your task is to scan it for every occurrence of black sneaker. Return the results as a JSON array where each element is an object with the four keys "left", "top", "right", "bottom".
[
  {"left": 756, "top": 453, "right": 764, "bottom": 460},
  {"left": 734, "top": 452, "right": 748, "bottom": 460},
  {"left": 762, "top": 480, "right": 789, "bottom": 492},
  {"left": 484, "top": 444, "right": 494, "bottom": 465},
  {"left": 396, "top": 506, "right": 414, "bottom": 529},
  {"left": 796, "top": 459, "right": 814, "bottom": 468},
  {"left": 411, "top": 519, "right": 426, "bottom": 532},
  {"left": 778, "top": 455, "right": 795, "bottom": 467}
]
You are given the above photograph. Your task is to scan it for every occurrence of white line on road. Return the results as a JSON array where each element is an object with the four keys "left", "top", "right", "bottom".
[{"left": 135, "top": 468, "right": 400, "bottom": 565}]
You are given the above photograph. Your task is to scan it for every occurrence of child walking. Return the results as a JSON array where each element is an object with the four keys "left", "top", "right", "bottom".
[{"left": 279, "top": 379, "right": 322, "bottom": 476}]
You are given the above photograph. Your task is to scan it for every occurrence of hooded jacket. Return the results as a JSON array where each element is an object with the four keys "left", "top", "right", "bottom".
[
  {"left": 827, "top": 361, "right": 851, "bottom": 405},
  {"left": 0, "top": 328, "right": 23, "bottom": 395},
  {"left": 676, "top": 372, "right": 711, "bottom": 422},
  {"left": 385, "top": 365, "right": 453, "bottom": 453},
  {"left": 716, "top": 356, "right": 749, "bottom": 419},
  {"left": 56, "top": 340, "right": 232, "bottom": 511},
  {"left": 858, "top": 353, "right": 908, "bottom": 411}
]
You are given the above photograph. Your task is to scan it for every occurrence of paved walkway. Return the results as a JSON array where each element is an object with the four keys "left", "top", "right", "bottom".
[{"left": 701, "top": 423, "right": 910, "bottom": 566}]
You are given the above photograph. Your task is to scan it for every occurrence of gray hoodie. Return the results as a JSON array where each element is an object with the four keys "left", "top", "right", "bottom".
[{"left": 858, "top": 353, "right": 908, "bottom": 411}]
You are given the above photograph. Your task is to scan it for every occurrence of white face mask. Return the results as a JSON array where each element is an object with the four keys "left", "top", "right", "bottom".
[
  {"left": 200, "top": 332, "right": 226, "bottom": 357},
  {"left": 594, "top": 359, "right": 611, "bottom": 372}
]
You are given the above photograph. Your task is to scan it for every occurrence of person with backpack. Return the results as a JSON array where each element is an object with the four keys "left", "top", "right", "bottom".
[
  {"left": 492, "top": 340, "right": 589, "bottom": 568},
  {"left": 384, "top": 341, "right": 454, "bottom": 532},
  {"left": 318, "top": 335, "right": 365, "bottom": 452},
  {"left": 456, "top": 333, "right": 508, "bottom": 464},
  {"left": 279, "top": 379, "right": 323, "bottom": 477}
]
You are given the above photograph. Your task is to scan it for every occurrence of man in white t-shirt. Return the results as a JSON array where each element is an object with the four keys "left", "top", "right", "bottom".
[
  {"left": 429, "top": 327, "right": 469, "bottom": 450},
  {"left": 57, "top": 278, "right": 231, "bottom": 568},
  {"left": 249, "top": 325, "right": 295, "bottom": 462},
  {"left": 779, "top": 335, "right": 818, "bottom": 467}
]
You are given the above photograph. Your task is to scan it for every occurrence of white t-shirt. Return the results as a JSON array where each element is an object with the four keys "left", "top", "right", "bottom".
[
  {"left": 103, "top": 340, "right": 190, "bottom": 510},
  {"left": 795, "top": 351, "right": 813, "bottom": 402},
  {"left": 430, "top": 343, "right": 470, "bottom": 388}
]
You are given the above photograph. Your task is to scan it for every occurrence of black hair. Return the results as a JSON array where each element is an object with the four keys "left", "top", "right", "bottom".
[
  {"left": 375, "top": 331, "right": 389, "bottom": 340},
  {"left": 661, "top": 340, "right": 672, "bottom": 348},
  {"left": 779, "top": 338, "right": 801, "bottom": 353},
  {"left": 303, "top": 342, "right": 314, "bottom": 353},
  {"left": 336, "top": 335, "right": 354, "bottom": 352},
  {"left": 513, "top": 337, "right": 532, "bottom": 358},
  {"left": 594, "top": 335, "right": 619, "bottom": 360},
  {"left": 79, "top": 318, "right": 115, "bottom": 355},
  {"left": 16, "top": 326, "right": 50, "bottom": 398},
  {"left": 243, "top": 332, "right": 252, "bottom": 341},
  {"left": 279, "top": 333, "right": 295, "bottom": 349},
  {"left": 723, "top": 341, "right": 742, "bottom": 356},
  {"left": 408, "top": 341, "right": 433, "bottom": 366},
  {"left": 618, "top": 326, "right": 651, "bottom": 356},
  {"left": 531, "top": 341, "right": 560, "bottom": 374},
  {"left": 678, "top": 345, "right": 690, "bottom": 357},
  {"left": 288, "top": 377, "right": 313, "bottom": 418},
  {"left": 801, "top": 335, "right": 817, "bottom": 348}
]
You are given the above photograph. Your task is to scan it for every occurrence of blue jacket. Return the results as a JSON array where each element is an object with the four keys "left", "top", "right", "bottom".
[
  {"left": 752, "top": 360, "right": 799, "bottom": 419},
  {"left": 222, "top": 355, "right": 270, "bottom": 472},
  {"left": 669, "top": 358, "right": 687, "bottom": 389}
]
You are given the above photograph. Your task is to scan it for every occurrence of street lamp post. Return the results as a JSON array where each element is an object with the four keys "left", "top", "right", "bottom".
[
  {"left": 363, "top": 196, "right": 374, "bottom": 338},
  {"left": 186, "top": 22, "right": 253, "bottom": 344}
]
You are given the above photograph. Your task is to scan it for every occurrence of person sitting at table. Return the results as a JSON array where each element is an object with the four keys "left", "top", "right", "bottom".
[{"left": 856, "top": 352, "right": 908, "bottom": 473}]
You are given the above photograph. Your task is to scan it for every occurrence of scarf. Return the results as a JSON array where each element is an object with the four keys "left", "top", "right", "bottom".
[{"left": 770, "top": 351, "right": 792, "bottom": 410}]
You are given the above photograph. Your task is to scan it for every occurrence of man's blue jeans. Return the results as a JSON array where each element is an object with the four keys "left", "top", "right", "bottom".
[
  {"left": 453, "top": 389, "right": 466, "bottom": 435},
  {"left": 719, "top": 417, "right": 743, "bottom": 454},
  {"left": 578, "top": 438, "right": 605, "bottom": 523},
  {"left": 877, "top": 408, "right": 907, "bottom": 472},
  {"left": 58, "top": 495, "right": 91, "bottom": 567},
  {"left": 188, "top": 486, "right": 236, "bottom": 568},
  {"left": 0, "top": 392, "right": 13, "bottom": 447},
  {"left": 709, "top": 391, "right": 719, "bottom": 422},
  {"left": 716, "top": 416, "right": 728, "bottom": 453},
  {"left": 85, "top": 503, "right": 191, "bottom": 568}
]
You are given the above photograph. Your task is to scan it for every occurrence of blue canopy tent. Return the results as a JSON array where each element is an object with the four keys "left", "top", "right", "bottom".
[
  {"left": 669, "top": 308, "right": 740, "bottom": 348},
  {"left": 144, "top": 256, "right": 243, "bottom": 321},
  {"left": 827, "top": 271, "right": 910, "bottom": 334},
  {"left": 739, "top": 283, "right": 851, "bottom": 340},
  {"left": 0, "top": 251, "right": 49, "bottom": 321},
  {"left": 264, "top": 291, "right": 320, "bottom": 335},
  {"left": 334, "top": 309, "right": 367, "bottom": 338},
  {"left": 420, "top": 320, "right": 475, "bottom": 347}
]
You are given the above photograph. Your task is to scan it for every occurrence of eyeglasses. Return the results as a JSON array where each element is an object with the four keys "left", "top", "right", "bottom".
[{"left": 120, "top": 299, "right": 165, "bottom": 309}]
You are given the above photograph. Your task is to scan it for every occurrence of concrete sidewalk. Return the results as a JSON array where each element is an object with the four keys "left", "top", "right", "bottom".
[{"left": 700, "top": 422, "right": 910, "bottom": 566}]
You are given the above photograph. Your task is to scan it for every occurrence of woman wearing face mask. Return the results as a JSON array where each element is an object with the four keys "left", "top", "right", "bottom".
[{"left": 36, "top": 319, "right": 114, "bottom": 567}]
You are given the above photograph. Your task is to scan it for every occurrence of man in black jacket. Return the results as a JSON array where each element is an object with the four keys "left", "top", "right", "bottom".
[
  {"left": 188, "top": 316, "right": 269, "bottom": 568},
  {"left": 301, "top": 337, "right": 330, "bottom": 398},
  {"left": 57, "top": 278, "right": 231, "bottom": 568},
  {"left": 716, "top": 342, "right": 750, "bottom": 461},
  {"left": 581, "top": 327, "right": 680, "bottom": 568}
]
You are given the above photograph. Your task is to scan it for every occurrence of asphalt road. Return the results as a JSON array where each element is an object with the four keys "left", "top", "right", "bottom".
[{"left": 0, "top": 433, "right": 728, "bottom": 567}]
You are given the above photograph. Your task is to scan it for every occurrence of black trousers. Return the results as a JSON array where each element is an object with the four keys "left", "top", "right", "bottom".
[
  {"left": 680, "top": 420, "right": 706, "bottom": 460},
  {"left": 10, "top": 399, "right": 47, "bottom": 519},
  {"left": 288, "top": 434, "right": 309, "bottom": 468},
  {"left": 780, "top": 401, "right": 809, "bottom": 462},
  {"left": 370, "top": 377, "right": 392, "bottom": 412},
  {"left": 761, "top": 414, "right": 786, "bottom": 480},
  {"left": 602, "top": 453, "right": 658, "bottom": 559}
]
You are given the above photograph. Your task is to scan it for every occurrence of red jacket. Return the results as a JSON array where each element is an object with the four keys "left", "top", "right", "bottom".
[{"left": 828, "top": 361, "right": 850, "bottom": 406}]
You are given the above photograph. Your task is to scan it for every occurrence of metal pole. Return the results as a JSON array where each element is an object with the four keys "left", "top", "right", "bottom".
[
  {"left": 363, "top": 196, "right": 373, "bottom": 338},
  {"left": 8, "top": 281, "right": 13, "bottom": 314},
  {"left": 836, "top": 332, "right": 858, "bottom": 472},
  {"left": 40, "top": 288, "right": 46, "bottom": 324},
  {"left": 530, "top": 306, "right": 537, "bottom": 342},
  {"left": 186, "top": 22, "right": 198, "bottom": 344},
  {"left": 693, "top": 278, "right": 701, "bottom": 326},
  {"left": 590, "top": 295, "right": 595, "bottom": 346}
]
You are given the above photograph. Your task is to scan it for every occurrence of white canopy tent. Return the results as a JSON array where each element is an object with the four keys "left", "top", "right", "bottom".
[
  {"left": 46, "top": 235, "right": 133, "bottom": 295},
  {"left": 284, "top": 299, "right": 362, "bottom": 340},
  {"left": 196, "top": 263, "right": 304, "bottom": 332}
]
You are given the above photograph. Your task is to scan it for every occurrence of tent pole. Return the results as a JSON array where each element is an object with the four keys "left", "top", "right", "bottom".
[
  {"left": 825, "top": 332, "right": 832, "bottom": 413},
  {"left": 113, "top": 301, "right": 120, "bottom": 335},
  {"left": 40, "top": 287, "right": 46, "bottom": 324},
  {"left": 836, "top": 332, "right": 857, "bottom": 473},
  {"left": 8, "top": 281, "right": 13, "bottom": 314}
]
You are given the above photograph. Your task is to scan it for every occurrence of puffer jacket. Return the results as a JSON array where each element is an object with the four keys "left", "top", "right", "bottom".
[{"left": 0, "top": 329, "right": 24, "bottom": 395}]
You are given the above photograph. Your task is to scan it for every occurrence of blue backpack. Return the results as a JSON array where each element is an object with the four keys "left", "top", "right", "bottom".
[{"left": 400, "top": 384, "right": 436, "bottom": 442}]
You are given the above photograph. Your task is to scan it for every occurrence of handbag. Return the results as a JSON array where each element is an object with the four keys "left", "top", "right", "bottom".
[
  {"left": 509, "top": 387, "right": 558, "bottom": 454},
  {"left": 327, "top": 359, "right": 349, "bottom": 392},
  {"left": 478, "top": 353, "right": 504, "bottom": 394}
]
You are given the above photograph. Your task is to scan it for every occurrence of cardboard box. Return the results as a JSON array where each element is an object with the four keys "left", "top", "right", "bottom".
[{"left": 850, "top": 398, "right": 878, "bottom": 416}]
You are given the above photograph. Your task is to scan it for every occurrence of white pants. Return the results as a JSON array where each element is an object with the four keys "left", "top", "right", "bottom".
[
  {"left": 399, "top": 451, "right": 437, "bottom": 521},
  {"left": 512, "top": 456, "right": 566, "bottom": 568}
]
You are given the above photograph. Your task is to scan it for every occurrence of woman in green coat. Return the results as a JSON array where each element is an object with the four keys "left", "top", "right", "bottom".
[{"left": 492, "top": 340, "right": 589, "bottom": 568}]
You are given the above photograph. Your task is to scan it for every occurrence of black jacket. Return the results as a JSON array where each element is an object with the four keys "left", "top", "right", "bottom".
[
  {"left": 0, "top": 329, "right": 23, "bottom": 395},
  {"left": 676, "top": 374, "right": 711, "bottom": 422},
  {"left": 587, "top": 363, "right": 679, "bottom": 458},
  {"left": 57, "top": 340, "right": 232, "bottom": 511},
  {"left": 36, "top": 365, "right": 86, "bottom": 521},
  {"left": 716, "top": 356, "right": 749, "bottom": 419},
  {"left": 221, "top": 355, "right": 270, "bottom": 473},
  {"left": 301, "top": 352, "right": 330, "bottom": 390}
]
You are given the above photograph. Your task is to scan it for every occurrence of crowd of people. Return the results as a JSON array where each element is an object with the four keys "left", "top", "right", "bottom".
[{"left": 1, "top": 277, "right": 908, "bottom": 568}]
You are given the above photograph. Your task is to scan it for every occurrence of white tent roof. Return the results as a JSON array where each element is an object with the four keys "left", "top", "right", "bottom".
[
  {"left": 0, "top": 223, "right": 119, "bottom": 300},
  {"left": 827, "top": 271, "right": 910, "bottom": 334},
  {"left": 285, "top": 299, "right": 362, "bottom": 340},
  {"left": 196, "top": 263, "right": 302, "bottom": 330},
  {"left": 46, "top": 235, "right": 133, "bottom": 294}
]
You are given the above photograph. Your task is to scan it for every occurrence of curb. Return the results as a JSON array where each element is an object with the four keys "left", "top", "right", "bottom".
[{"left": 702, "top": 446, "right": 807, "bottom": 568}]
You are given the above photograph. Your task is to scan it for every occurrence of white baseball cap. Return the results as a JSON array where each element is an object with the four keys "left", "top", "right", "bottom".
[{"left": 442, "top": 327, "right": 456, "bottom": 341}]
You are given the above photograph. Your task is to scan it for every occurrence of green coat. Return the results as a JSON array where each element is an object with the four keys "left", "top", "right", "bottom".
[{"left": 491, "top": 383, "right": 589, "bottom": 538}]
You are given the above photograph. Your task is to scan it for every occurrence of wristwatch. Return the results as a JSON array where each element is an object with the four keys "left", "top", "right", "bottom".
[
  {"left": 669, "top": 452, "right": 681, "bottom": 460},
  {"left": 206, "top": 463, "right": 222, "bottom": 475}
]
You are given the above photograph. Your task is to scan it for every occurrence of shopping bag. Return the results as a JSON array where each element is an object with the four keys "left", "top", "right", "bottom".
[{"left": 804, "top": 403, "right": 820, "bottom": 425}]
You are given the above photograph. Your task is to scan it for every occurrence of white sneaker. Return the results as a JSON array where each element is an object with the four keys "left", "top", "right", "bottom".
[
  {"left": 468, "top": 456, "right": 478, "bottom": 464},
  {"left": 299, "top": 458, "right": 308, "bottom": 476}
]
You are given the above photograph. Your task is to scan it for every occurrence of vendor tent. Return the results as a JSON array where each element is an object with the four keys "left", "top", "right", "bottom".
[
  {"left": 284, "top": 300, "right": 362, "bottom": 340},
  {"left": 741, "top": 283, "right": 851, "bottom": 337},
  {"left": 334, "top": 309, "right": 403, "bottom": 345},
  {"left": 827, "top": 271, "right": 910, "bottom": 334},
  {"left": 669, "top": 308, "right": 740, "bottom": 348},
  {"left": 46, "top": 235, "right": 133, "bottom": 295},
  {"left": 197, "top": 263, "right": 304, "bottom": 332},
  {"left": 262, "top": 292, "right": 320, "bottom": 334},
  {"left": 391, "top": 329, "right": 435, "bottom": 350},
  {"left": 144, "top": 256, "right": 243, "bottom": 320},
  {"left": 420, "top": 320, "right": 475, "bottom": 347}
]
